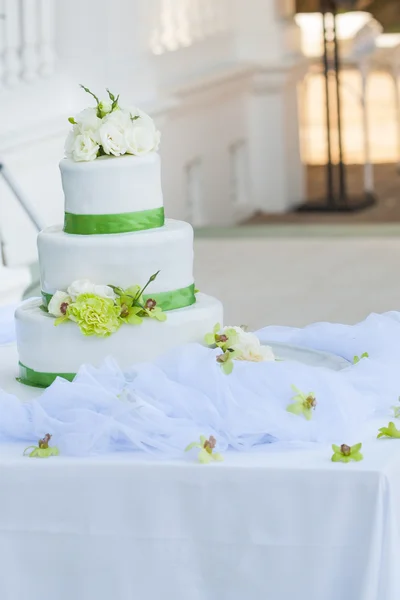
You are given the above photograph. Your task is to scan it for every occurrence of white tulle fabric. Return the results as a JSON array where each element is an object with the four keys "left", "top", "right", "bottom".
[{"left": 2, "top": 311, "right": 400, "bottom": 457}]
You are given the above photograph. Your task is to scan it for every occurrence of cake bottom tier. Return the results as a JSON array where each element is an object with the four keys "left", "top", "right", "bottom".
[{"left": 16, "top": 293, "right": 223, "bottom": 387}]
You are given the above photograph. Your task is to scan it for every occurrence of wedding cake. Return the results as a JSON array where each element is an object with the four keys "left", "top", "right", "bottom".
[{"left": 15, "top": 86, "right": 223, "bottom": 387}]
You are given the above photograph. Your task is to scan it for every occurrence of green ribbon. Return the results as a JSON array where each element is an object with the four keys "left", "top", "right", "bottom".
[
  {"left": 42, "top": 283, "right": 196, "bottom": 313},
  {"left": 64, "top": 207, "right": 165, "bottom": 235},
  {"left": 18, "top": 362, "right": 75, "bottom": 388}
]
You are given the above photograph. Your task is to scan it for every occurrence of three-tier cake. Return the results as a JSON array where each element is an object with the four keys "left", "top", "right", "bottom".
[{"left": 15, "top": 88, "right": 223, "bottom": 387}]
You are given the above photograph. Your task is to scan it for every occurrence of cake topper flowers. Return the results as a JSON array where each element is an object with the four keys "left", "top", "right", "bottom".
[{"left": 65, "top": 84, "right": 161, "bottom": 162}]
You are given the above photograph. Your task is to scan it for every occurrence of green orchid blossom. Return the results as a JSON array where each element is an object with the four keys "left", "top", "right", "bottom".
[
  {"left": 331, "top": 443, "right": 363, "bottom": 463},
  {"left": 286, "top": 385, "right": 317, "bottom": 421},
  {"left": 23, "top": 434, "right": 59, "bottom": 459},
  {"left": 204, "top": 323, "right": 242, "bottom": 374},
  {"left": 353, "top": 352, "right": 369, "bottom": 365},
  {"left": 185, "top": 435, "right": 224, "bottom": 464},
  {"left": 377, "top": 422, "right": 400, "bottom": 439},
  {"left": 216, "top": 349, "right": 242, "bottom": 375},
  {"left": 144, "top": 299, "right": 167, "bottom": 322},
  {"left": 111, "top": 271, "right": 166, "bottom": 325},
  {"left": 204, "top": 323, "right": 238, "bottom": 349}
]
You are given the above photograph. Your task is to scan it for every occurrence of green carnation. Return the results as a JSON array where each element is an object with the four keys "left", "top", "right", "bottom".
[{"left": 67, "top": 293, "right": 121, "bottom": 337}]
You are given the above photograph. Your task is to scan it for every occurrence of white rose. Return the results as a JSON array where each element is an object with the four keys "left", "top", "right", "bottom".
[
  {"left": 48, "top": 291, "right": 72, "bottom": 317},
  {"left": 223, "top": 326, "right": 275, "bottom": 363},
  {"left": 93, "top": 284, "right": 116, "bottom": 301},
  {"left": 125, "top": 123, "right": 157, "bottom": 156},
  {"left": 124, "top": 107, "right": 160, "bottom": 155},
  {"left": 99, "top": 111, "right": 128, "bottom": 156},
  {"left": 75, "top": 107, "right": 102, "bottom": 142},
  {"left": 66, "top": 133, "right": 99, "bottom": 162},
  {"left": 67, "top": 280, "right": 116, "bottom": 301}
]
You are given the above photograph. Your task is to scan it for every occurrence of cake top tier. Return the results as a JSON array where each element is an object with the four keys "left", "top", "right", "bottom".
[{"left": 61, "top": 85, "right": 164, "bottom": 235}]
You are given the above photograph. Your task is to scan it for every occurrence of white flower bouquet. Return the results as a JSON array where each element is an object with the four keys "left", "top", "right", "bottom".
[{"left": 65, "top": 85, "right": 161, "bottom": 162}]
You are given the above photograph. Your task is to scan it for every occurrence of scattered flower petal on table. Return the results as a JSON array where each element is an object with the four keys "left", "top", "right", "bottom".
[{"left": 377, "top": 422, "right": 400, "bottom": 439}]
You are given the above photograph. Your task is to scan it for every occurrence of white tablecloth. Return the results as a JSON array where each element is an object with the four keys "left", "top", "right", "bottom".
[
  {"left": 0, "top": 426, "right": 399, "bottom": 600},
  {"left": 2, "top": 311, "right": 400, "bottom": 600}
]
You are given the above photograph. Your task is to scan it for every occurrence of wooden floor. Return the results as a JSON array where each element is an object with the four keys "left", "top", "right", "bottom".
[{"left": 245, "top": 163, "right": 400, "bottom": 224}]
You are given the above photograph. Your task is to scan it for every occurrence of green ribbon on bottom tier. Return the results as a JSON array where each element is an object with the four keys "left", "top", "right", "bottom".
[
  {"left": 64, "top": 206, "right": 165, "bottom": 235},
  {"left": 41, "top": 283, "right": 197, "bottom": 313},
  {"left": 18, "top": 362, "right": 75, "bottom": 388}
]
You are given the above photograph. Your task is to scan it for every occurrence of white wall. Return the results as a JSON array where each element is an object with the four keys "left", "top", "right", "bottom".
[{"left": 0, "top": 0, "right": 305, "bottom": 273}]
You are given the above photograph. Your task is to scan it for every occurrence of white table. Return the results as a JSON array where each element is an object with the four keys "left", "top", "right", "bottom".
[
  {"left": 0, "top": 426, "right": 399, "bottom": 600},
  {"left": 1, "top": 334, "right": 400, "bottom": 600},
  {"left": 0, "top": 343, "right": 399, "bottom": 600}
]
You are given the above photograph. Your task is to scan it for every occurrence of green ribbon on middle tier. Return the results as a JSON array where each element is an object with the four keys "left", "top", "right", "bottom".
[
  {"left": 64, "top": 206, "right": 165, "bottom": 235},
  {"left": 41, "top": 283, "right": 196, "bottom": 313}
]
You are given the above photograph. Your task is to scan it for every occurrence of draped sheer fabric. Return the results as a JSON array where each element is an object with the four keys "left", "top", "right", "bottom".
[{"left": 1, "top": 311, "right": 399, "bottom": 457}]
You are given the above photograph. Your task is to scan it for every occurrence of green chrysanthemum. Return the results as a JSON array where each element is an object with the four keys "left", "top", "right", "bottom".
[{"left": 63, "top": 293, "right": 121, "bottom": 337}]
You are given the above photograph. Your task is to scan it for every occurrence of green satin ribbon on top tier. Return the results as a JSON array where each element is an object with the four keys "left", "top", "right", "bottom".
[
  {"left": 64, "top": 206, "right": 165, "bottom": 235},
  {"left": 41, "top": 283, "right": 196, "bottom": 313},
  {"left": 18, "top": 362, "right": 75, "bottom": 388}
]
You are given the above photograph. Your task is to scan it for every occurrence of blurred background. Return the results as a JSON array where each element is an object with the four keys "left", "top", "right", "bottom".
[{"left": 1, "top": 0, "right": 400, "bottom": 328}]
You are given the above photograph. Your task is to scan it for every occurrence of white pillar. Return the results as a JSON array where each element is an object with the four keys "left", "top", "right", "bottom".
[
  {"left": 21, "top": 0, "right": 39, "bottom": 82},
  {"left": 3, "top": 0, "right": 21, "bottom": 87},
  {"left": 233, "top": 0, "right": 305, "bottom": 212}
]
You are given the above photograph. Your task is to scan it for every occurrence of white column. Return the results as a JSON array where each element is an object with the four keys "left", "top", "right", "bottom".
[
  {"left": 21, "top": 0, "right": 39, "bottom": 82},
  {"left": 234, "top": 0, "right": 305, "bottom": 212},
  {"left": 38, "top": 0, "right": 55, "bottom": 76},
  {"left": 3, "top": 0, "right": 21, "bottom": 86},
  {"left": 0, "top": 0, "right": 4, "bottom": 89}
]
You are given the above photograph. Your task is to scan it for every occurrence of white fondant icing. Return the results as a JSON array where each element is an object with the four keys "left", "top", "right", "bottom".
[
  {"left": 16, "top": 294, "right": 223, "bottom": 373},
  {"left": 38, "top": 219, "right": 194, "bottom": 294},
  {"left": 60, "top": 153, "right": 163, "bottom": 216}
]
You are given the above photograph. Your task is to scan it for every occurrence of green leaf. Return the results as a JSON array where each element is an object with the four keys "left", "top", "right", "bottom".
[
  {"left": 351, "top": 443, "right": 362, "bottom": 454},
  {"left": 185, "top": 442, "right": 201, "bottom": 452},
  {"left": 222, "top": 360, "right": 234, "bottom": 375},
  {"left": 198, "top": 449, "right": 212, "bottom": 464},
  {"left": 106, "top": 88, "right": 115, "bottom": 102},
  {"left": 54, "top": 315, "right": 68, "bottom": 326},
  {"left": 204, "top": 333, "right": 215, "bottom": 346},
  {"left": 153, "top": 311, "right": 167, "bottom": 322},
  {"left": 304, "top": 408, "right": 313, "bottom": 421},
  {"left": 213, "top": 323, "right": 221, "bottom": 335},
  {"left": 213, "top": 452, "right": 224, "bottom": 462},
  {"left": 109, "top": 285, "right": 125, "bottom": 297},
  {"left": 39, "top": 304, "right": 49, "bottom": 313},
  {"left": 286, "top": 402, "right": 303, "bottom": 416},
  {"left": 126, "top": 313, "right": 142, "bottom": 325}
]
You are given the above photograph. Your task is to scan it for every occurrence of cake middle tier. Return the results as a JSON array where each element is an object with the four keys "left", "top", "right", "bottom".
[{"left": 38, "top": 219, "right": 194, "bottom": 299}]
